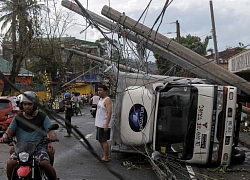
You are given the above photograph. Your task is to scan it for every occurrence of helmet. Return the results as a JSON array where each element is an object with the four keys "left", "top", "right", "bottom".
[
  {"left": 65, "top": 92, "right": 71, "bottom": 99},
  {"left": 20, "top": 91, "right": 39, "bottom": 111}
]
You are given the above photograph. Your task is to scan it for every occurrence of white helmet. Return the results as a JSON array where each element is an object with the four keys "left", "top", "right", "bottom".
[{"left": 20, "top": 91, "right": 39, "bottom": 111}]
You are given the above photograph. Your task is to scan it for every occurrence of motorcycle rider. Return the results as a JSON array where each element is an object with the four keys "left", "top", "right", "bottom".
[
  {"left": 91, "top": 92, "right": 100, "bottom": 106},
  {"left": 71, "top": 92, "right": 82, "bottom": 116},
  {"left": 0, "top": 91, "right": 58, "bottom": 180}
]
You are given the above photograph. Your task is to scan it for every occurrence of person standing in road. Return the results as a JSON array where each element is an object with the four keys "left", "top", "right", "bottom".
[
  {"left": 64, "top": 92, "right": 73, "bottom": 137},
  {"left": 95, "top": 84, "right": 112, "bottom": 162}
]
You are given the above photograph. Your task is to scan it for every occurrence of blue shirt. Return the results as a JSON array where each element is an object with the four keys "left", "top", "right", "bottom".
[{"left": 9, "top": 114, "right": 51, "bottom": 143}]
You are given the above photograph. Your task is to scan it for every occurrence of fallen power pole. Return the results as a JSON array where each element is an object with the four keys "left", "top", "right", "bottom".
[
  {"left": 64, "top": 48, "right": 145, "bottom": 74},
  {"left": 61, "top": 0, "right": 250, "bottom": 112},
  {"left": 101, "top": 5, "right": 250, "bottom": 98},
  {"left": 61, "top": 0, "right": 226, "bottom": 85}
]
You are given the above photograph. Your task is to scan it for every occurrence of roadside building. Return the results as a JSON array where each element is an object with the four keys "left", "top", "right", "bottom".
[
  {"left": 0, "top": 57, "right": 33, "bottom": 94},
  {"left": 228, "top": 48, "right": 250, "bottom": 81},
  {"left": 228, "top": 48, "right": 250, "bottom": 115},
  {"left": 205, "top": 47, "right": 245, "bottom": 70}
]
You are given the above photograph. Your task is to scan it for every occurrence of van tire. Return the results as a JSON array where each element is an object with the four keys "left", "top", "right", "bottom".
[{"left": 231, "top": 149, "right": 246, "bottom": 165}]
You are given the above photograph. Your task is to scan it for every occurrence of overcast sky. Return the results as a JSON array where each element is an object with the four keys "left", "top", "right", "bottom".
[{"left": 62, "top": 0, "right": 250, "bottom": 55}]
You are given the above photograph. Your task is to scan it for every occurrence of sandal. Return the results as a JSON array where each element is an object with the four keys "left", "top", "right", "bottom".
[{"left": 101, "top": 157, "right": 110, "bottom": 162}]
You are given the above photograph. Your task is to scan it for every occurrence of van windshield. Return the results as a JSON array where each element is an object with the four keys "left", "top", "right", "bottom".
[
  {"left": 0, "top": 100, "right": 10, "bottom": 110},
  {"left": 155, "top": 85, "right": 198, "bottom": 160}
]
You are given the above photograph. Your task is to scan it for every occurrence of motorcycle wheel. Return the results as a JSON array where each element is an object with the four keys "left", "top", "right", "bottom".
[
  {"left": 92, "top": 111, "right": 96, "bottom": 118},
  {"left": 231, "top": 148, "right": 246, "bottom": 165}
]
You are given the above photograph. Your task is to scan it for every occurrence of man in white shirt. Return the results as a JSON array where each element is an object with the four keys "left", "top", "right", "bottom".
[
  {"left": 91, "top": 93, "right": 99, "bottom": 106},
  {"left": 95, "top": 84, "right": 112, "bottom": 162}
]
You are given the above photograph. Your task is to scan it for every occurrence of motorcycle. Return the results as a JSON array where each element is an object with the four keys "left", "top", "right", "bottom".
[
  {"left": 2, "top": 124, "right": 59, "bottom": 180},
  {"left": 72, "top": 102, "right": 80, "bottom": 116},
  {"left": 90, "top": 104, "right": 97, "bottom": 118},
  {"left": 72, "top": 102, "right": 76, "bottom": 116}
]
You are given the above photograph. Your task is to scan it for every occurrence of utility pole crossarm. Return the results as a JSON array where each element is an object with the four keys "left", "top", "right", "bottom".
[{"left": 101, "top": 5, "right": 250, "bottom": 98}]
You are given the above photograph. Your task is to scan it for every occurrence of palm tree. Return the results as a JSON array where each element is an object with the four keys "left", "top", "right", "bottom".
[
  {"left": 0, "top": 0, "right": 14, "bottom": 39},
  {"left": 0, "top": 0, "right": 42, "bottom": 95}
]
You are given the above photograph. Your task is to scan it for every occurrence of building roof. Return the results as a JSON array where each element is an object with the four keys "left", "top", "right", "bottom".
[
  {"left": 205, "top": 47, "right": 245, "bottom": 64},
  {"left": 52, "top": 37, "right": 100, "bottom": 47},
  {"left": 0, "top": 57, "right": 33, "bottom": 76}
]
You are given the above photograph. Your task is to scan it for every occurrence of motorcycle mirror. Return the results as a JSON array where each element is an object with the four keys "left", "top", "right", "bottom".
[{"left": 48, "top": 124, "right": 59, "bottom": 131}]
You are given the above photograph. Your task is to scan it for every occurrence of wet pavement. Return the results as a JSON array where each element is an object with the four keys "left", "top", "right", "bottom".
[{"left": 239, "top": 132, "right": 250, "bottom": 150}]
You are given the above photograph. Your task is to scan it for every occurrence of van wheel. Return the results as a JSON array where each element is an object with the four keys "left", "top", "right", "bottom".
[{"left": 231, "top": 148, "right": 246, "bottom": 165}]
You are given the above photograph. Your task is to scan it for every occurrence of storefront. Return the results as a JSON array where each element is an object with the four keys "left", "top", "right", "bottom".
[{"left": 228, "top": 49, "right": 250, "bottom": 118}]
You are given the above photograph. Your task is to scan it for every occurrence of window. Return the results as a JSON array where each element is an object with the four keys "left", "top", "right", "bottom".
[{"left": 0, "top": 100, "right": 10, "bottom": 110}]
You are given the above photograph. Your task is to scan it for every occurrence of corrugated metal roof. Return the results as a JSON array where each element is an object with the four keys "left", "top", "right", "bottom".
[{"left": 0, "top": 57, "right": 33, "bottom": 75}]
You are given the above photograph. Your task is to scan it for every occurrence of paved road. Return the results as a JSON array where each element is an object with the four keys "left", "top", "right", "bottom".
[
  {"left": 0, "top": 107, "right": 157, "bottom": 180},
  {"left": 1, "top": 106, "right": 250, "bottom": 180},
  {"left": 172, "top": 144, "right": 250, "bottom": 180}
]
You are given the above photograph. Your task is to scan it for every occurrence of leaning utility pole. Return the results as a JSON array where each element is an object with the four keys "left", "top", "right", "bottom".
[
  {"left": 101, "top": 5, "right": 250, "bottom": 98},
  {"left": 61, "top": 0, "right": 250, "bottom": 99}
]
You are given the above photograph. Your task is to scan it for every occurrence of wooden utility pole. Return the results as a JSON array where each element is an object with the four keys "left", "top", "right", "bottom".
[
  {"left": 176, "top": 20, "right": 180, "bottom": 43},
  {"left": 209, "top": 0, "right": 219, "bottom": 64}
]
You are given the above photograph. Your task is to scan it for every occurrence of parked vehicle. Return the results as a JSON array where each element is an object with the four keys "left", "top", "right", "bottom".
[
  {"left": 0, "top": 96, "right": 20, "bottom": 135},
  {"left": 1, "top": 124, "right": 59, "bottom": 180}
]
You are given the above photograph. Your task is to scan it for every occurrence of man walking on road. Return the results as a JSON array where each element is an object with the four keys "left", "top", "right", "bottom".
[
  {"left": 64, "top": 92, "right": 73, "bottom": 137},
  {"left": 95, "top": 84, "right": 112, "bottom": 162}
]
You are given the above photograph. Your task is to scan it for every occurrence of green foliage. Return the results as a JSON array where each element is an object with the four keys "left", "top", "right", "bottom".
[
  {"left": 155, "top": 34, "right": 211, "bottom": 76},
  {"left": 154, "top": 53, "right": 176, "bottom": 75},
  {"left": 0, "top": 0, "right": 43, "bottom": 95},
  {"left": 32, "top": 73, "right": 44, "bottom": 84}
]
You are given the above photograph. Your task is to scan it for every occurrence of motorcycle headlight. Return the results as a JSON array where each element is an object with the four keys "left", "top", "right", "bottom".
[
  {"left": 19, "top": 152, "right": 30, "bottom": 162},
  {"left": 211, "top": 143, "right": 219, "bottom": 163}
]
